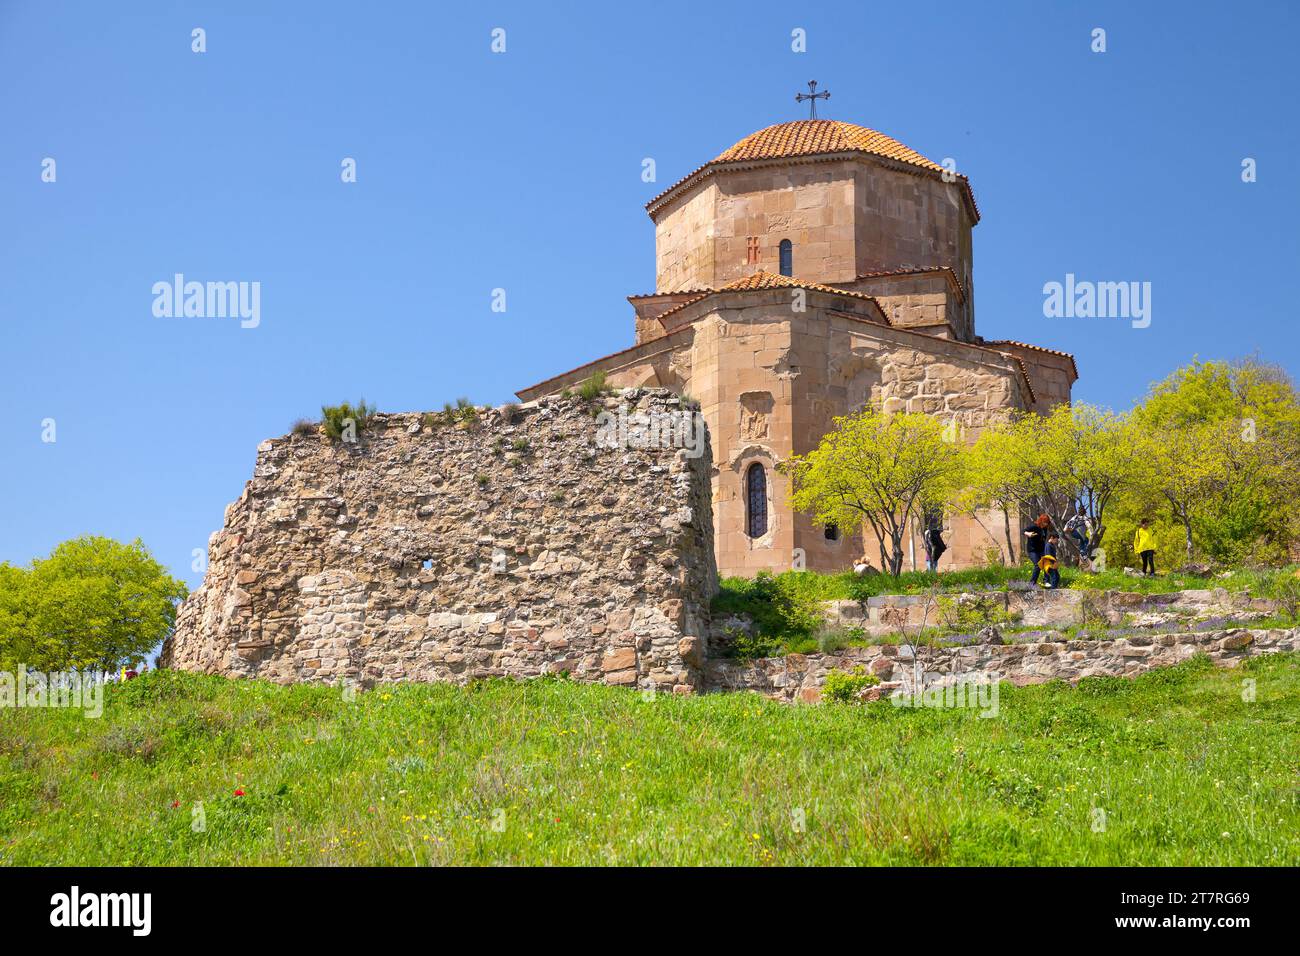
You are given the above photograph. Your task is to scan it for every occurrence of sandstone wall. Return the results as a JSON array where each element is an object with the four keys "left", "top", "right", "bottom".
[
  {"left": 653, "top": 181, "right": 719, "bottom": 293},
  {"left": 852, "top": 163, "right": 974, "bottom": 321},
  {"left": 650, "top": 158, "right": 975, "bottom": 303},
  {"left": 161, "top": 390, "right": 718, "bottom": 693}
]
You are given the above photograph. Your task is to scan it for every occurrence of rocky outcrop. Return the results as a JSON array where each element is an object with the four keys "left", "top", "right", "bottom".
[{"left": 161, "top": 389, "right": 717, "bottom": 693}]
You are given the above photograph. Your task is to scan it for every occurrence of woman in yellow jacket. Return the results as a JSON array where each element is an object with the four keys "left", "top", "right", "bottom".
[{"left": 1133, "top": 518, "right": 1156, "bottom": 576}]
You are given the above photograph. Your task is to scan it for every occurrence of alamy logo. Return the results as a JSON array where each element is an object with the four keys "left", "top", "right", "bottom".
[
  {"left": 892, "top": 674, "right": 1000, "bottom": 718},
  {"left": 1, "top": 667, "right": 104, "bottom": 718},
  {"left": 152, "top": 274, "right": 261, "bottom": 328},
  {"left": 1042, "top": 273, "right": 1151, "bottom": 328},
  {"left": 50, "top": 886, "right": 151, "bottom": 936},
  {"left": 594, "top": 405, "right": 706, "bottom": 458}
]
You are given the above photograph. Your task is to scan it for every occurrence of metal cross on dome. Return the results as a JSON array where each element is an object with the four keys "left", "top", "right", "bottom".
[{"left": 795, "top": 80, "right": 830, "bottom": 119}]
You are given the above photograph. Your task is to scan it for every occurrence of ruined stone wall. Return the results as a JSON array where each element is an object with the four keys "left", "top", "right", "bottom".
[
  {"left": 709, "top": 586, "right": 1295, "bottom": 701},
  {"left": 709, "top": 628, "right": 1297, "bottom": 704},
  {"left": 161, "top": 390, "right": 718, "bottom": 693}
]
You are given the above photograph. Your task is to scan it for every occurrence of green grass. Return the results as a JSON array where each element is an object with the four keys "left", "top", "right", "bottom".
[{"left": 1, "top": 657, "right": 1297, "bottom": 865}]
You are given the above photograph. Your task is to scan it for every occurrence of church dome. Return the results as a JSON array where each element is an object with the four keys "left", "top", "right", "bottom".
[
  {"left": 647, "top": 118, "right": 976, "bottom": 221},
  {"left": 712, "top": 119, "right": 944, "bottom": 175}
]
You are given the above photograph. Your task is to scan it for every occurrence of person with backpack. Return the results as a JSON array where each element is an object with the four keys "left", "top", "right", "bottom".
[{"left": 1134, "top": 518, "right": 1157, "bottom": 576}]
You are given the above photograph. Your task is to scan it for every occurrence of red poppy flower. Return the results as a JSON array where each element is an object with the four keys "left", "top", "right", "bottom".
[
  {"left": 171, "top": 800, "right": 181, "bottom": 809},
  {"left": 233, "top": 789, "right": 245, "bottom": 797}
]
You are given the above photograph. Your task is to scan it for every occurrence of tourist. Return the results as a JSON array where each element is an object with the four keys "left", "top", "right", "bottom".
[
  {"left": 923, "top": 521, "right": 947, "bottom": 573},
  {"left": 1064, "top": 507, "right": 1091, "bottom": 558},
  {"left": 1041, "top": 532, "right": 1062, "bottom": 588},
  {"left": 1134, "top": 518, "right": 1157, "bottom": 576},
  {"left": 1024, "top": 513, "right": 1051, "bottom": 584}
]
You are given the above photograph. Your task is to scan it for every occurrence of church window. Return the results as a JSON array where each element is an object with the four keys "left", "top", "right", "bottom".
[
  {"left": 746, "top": 237, "right": 760, "bottom": 264},
  {"left": 745, "top": 463, "right": 768, "bottom": 538},
  {"left": 778, "top": 239, "right": 792, "bottom": 277}
]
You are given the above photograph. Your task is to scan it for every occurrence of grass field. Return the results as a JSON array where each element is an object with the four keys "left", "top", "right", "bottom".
[{"left": 1, "top": 654, "right": 1296, "bottom": 866}]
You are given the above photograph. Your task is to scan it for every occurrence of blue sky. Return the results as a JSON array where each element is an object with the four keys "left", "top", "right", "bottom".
[{"left": 2, "top": 0, "right": 1297, "bottom": 586}]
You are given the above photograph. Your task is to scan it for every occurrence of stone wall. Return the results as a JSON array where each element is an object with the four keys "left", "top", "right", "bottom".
[
  {"left": 814, "top": 585, "right": 1281, "bottom": 638},
  {"left": 161, "top": 390, "right": 718, "bottom": 693},
  {"left": 707, "top": 627, "right": 1297, "bottom": 704}
]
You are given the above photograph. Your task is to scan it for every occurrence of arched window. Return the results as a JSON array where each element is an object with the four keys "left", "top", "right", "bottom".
[
  {"left": 778, "top": 239, "right": 793, "bottom": 277},
  {"left": 824, "top": 523, "right": 839, "bottom": 541},
  {"left": 745, "top": 463, "right": 768, "bottom": 538}
]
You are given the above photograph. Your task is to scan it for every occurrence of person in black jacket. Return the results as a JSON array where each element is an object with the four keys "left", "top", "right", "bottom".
[
  {"left": 1024, "top": 513, "right": 1052, "bottom": 584},
  {"left": 924, "top": 523, "right": 947, "bottom": 572}
]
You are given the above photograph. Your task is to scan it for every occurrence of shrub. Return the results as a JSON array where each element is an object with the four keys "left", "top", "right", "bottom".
[
  {"left": 1261, "top": 572, "right": 1300, "bottom": 622},
  {"left": 822, "top": 667, "right": 880, "bottom": 703},
  {"left": 936, "top": 593, "right": 1014, "bottom": 633},
  {"left": 815, "top": 626, "right": 863, "bottom": 654},
  {"left": 290, "top": 418, "right": 317, "bottom": 437},
  {"left": 712, "top": 571, "right": 826, "bottom": 657},
  {"left": 784, "top": 635, "right": 819, "bottom": 655},
  {"left": 500, "top": 402, "right": 521, "bottom": 424},
  {"left": 511, "top": 438, "right": 531, "bottom": 453},
  {"left": 321, "top": 400, "right": 376, "bottom": 441},
  {"left": 454, "top": 398, "right": 481, "bottom": 430},
  {"left": 96, "top": 722, "right": 164, "bottom": 762},
  {"left": 577, "top": 370, "right": 608, "bottom": 401}
]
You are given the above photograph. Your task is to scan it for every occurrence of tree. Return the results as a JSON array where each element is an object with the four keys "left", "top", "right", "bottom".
[
  {"left": 0, "top": 536, "right": 188, "bottom": 671},
  {"left": 787, "top": 407, "right": 964, "bottom": 577},
  {"left": 963, "top": 422, "right": 1031, "bottom": 564},
  {"left": 1131, "top": 358, "right": 1300, "bottom": 564},
  {"left": 965, "top": 404, "right": 1137, "bottom": 564}
]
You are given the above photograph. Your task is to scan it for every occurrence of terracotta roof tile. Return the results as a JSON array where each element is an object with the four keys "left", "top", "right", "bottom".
[
  {"left": 714, "top": 120, "right": 944, "bottom": 172},
  {"left": 626, "top": 287, "right": 713, "bottom": 301},
  {"left": 653, "top": 271, "right": 888, "bottom": 324},
  {"left": 854, "top": 266, "right": 968, "bottom": 303},
  {"left": 984, "top": 339, "right": 1079, "bottom": 379},
  {"left": 646, "top": 120, "right": 979, "bottom": 222}
]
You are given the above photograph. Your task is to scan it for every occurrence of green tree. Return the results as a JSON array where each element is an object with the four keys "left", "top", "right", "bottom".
[
  {"left": 787, "top": 407, "right": 964, "bottom": 577},
  {"left": 0, "top": 536, "right": 188, "bottom": 671},
  {"left": 965, "top": 404, "right": 1137, "bottom": 563},
  {"left": 960, "top": 419, "right": 1023, "bottom": 563},
  {"left": 1130, "top": 358, "right": 1300, "bottom": 564}
]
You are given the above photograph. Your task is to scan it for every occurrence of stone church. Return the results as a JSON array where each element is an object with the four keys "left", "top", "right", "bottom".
[{"left": 518, "top": 117, "right": 1077, "bottom": 578}]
